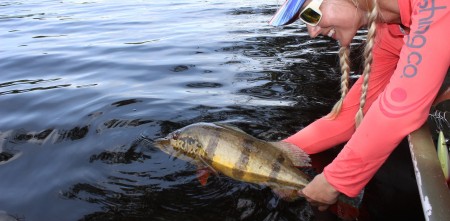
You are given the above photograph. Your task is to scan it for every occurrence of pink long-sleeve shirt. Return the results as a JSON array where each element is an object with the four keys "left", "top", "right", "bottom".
[{"left": 284, "top": 0, "right": 450, "bottom": 197}]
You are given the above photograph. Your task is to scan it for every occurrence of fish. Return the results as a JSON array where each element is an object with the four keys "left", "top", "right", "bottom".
[
  {"left": 154, "top": 122, "right": 311, "bottom": 192},
  {"left": 153, "top": 122, "right": 363, "bottom": 219}
]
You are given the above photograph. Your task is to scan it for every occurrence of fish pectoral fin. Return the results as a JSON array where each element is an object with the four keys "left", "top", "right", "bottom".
[
  {"left": 197, "top": 157, "right": 219, "bottom": 175},
  {"left": 270, "top": 141, "right": 311, "bottom": 167},
  {"left": 195, "top": 158, "right": 220, "bottom": 186},
  {"left": 196, "top": 168, "right": 211, "bottom": 186}
]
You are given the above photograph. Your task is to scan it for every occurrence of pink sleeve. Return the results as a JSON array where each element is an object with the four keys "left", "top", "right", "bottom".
[
  {"left": 324, "top": 0, "right": 450, "bottom": 197},
  {"left": 284, "top": 23, "right": 403, "bottom": 154}
]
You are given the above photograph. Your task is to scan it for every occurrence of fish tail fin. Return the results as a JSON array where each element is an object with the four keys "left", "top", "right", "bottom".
[
  {"left": 270, "top": 141, "right": 311, "bottom": 167},
  {"left": 330, "top": 189, "right": 364, "bottom": 220}
]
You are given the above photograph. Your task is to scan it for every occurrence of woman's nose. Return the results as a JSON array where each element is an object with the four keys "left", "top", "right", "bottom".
[{"left": 307, "top": 25, "right": 322, "bottom": 38}]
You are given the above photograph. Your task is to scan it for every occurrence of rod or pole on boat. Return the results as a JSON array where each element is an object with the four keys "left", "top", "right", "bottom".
[{"left": 408, "top": 123, "right": 450, "bottom": 221}]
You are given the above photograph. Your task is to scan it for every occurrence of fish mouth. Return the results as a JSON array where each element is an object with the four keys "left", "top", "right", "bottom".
[
  {"left": 153, "top": 137, "right": 170, "bottom": 147},
  {"left": 153, "top": 137, "right": 177, "bottom": 154}
]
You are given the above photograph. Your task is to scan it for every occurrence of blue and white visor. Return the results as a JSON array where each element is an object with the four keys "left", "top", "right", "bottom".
[{"left": 269, "top": 0, "right": 307, "bottom": 26}]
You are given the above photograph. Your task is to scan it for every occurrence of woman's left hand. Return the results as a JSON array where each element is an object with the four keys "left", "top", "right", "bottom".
[{"left": 298, "top": 173, "right": 340, "bottom": 211}]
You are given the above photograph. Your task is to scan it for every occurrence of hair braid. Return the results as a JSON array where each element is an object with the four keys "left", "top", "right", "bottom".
[
  {"left": 355, "top": 0, "right": 378, "bottom": 127},
  {"left": 327, "top": 46, "right": 351, "bottom": 119}
]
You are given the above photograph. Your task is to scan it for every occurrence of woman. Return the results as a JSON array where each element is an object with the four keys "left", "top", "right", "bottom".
[{"left": 270, "top": 0, "right": 450, "bottom": 212}]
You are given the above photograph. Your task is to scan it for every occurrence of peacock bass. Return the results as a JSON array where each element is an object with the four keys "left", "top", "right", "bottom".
[{"left": 154, "top": 122, "right": 310, "bottom": 192}]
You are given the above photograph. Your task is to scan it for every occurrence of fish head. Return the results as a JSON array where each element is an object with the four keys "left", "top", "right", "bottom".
[{"left": 154, "top": 126, "right": 207, "bottom": 158}]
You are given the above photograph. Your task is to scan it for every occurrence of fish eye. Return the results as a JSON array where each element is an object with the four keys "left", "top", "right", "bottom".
[{"left": 172, "top": 131, "right": 180, "bottom": 140}]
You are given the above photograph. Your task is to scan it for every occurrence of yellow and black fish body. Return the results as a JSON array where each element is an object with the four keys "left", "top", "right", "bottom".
[{"left": 154, "top": 122, "right": 311, "bottom": 192}]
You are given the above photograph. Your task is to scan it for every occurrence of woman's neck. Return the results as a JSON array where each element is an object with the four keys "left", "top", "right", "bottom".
[
  {"left": 377, "top": 0, "right": 401, "bottom": 23},
  {"left": 360, "top": 0, "right": 401, "bottom": 23}
]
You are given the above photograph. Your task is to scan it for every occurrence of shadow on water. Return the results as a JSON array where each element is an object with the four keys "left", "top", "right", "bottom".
[{"left": 0, "top": 1, "right": 426, "bottom": 221}]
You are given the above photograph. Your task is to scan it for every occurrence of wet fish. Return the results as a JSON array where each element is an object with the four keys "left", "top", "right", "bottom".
[
  {"left": 153, "top": 122, "right": 363, "bottom": 219},
  {"left": 154, "top": 122, "right": 311, "bottom": 194}
]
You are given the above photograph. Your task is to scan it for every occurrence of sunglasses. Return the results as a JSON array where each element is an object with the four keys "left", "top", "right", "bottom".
[{"left": 299, "top": 0, "right": 324, "bottom": 26}]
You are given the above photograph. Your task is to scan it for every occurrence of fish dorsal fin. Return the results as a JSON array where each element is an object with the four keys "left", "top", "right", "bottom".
[
  {"left": 270, "top": 141, "right": 311, "bottom": 167},
  {"left": 213, "top": 123, "right": 248, "bottom": 134}
]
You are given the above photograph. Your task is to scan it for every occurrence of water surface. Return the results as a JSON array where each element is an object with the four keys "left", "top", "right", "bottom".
[{"left": 0, "top": 1, "right": 423, "bottom": 220}]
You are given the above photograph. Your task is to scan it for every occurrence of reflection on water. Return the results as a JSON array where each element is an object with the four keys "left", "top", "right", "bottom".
[
  {"left": 0, "top": 78, "right": 71, "bottom": 95},
  {"left": 0, "top": 0, "right": 423, "bottom": 220}
]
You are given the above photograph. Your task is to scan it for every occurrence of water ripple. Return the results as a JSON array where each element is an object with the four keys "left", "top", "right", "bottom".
[{"left": 0, "top": 0, "right": 420, "bottom": 220}]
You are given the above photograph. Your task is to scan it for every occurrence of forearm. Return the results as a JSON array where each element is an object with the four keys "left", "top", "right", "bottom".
[{"left": 324, "top": 97, "right": 432, "bottom": 197}]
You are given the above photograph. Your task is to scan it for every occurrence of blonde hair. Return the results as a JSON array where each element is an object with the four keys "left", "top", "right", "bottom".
[
  {"left": 327, "top": 46, "right": 350, "bottom": 119},
  {"left": 327, "top": 0, "right": 379, "bottom": 128}
]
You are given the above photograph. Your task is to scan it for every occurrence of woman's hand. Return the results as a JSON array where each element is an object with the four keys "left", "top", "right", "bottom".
[{"left": 299, "top": 173, "right": 340, "bottom": 211}]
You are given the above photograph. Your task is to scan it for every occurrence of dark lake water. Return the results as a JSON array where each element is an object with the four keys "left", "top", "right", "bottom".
[{"left": 0, "top": 0, "right": 424, "bottom": 220}]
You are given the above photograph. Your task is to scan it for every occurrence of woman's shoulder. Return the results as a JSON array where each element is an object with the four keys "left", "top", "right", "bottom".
[
  {"left": 400, "top": 0, "right": 449, "bottom": 28},
  {"left": 374, "top": 23, "right": 404, "bottom": 56}
]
